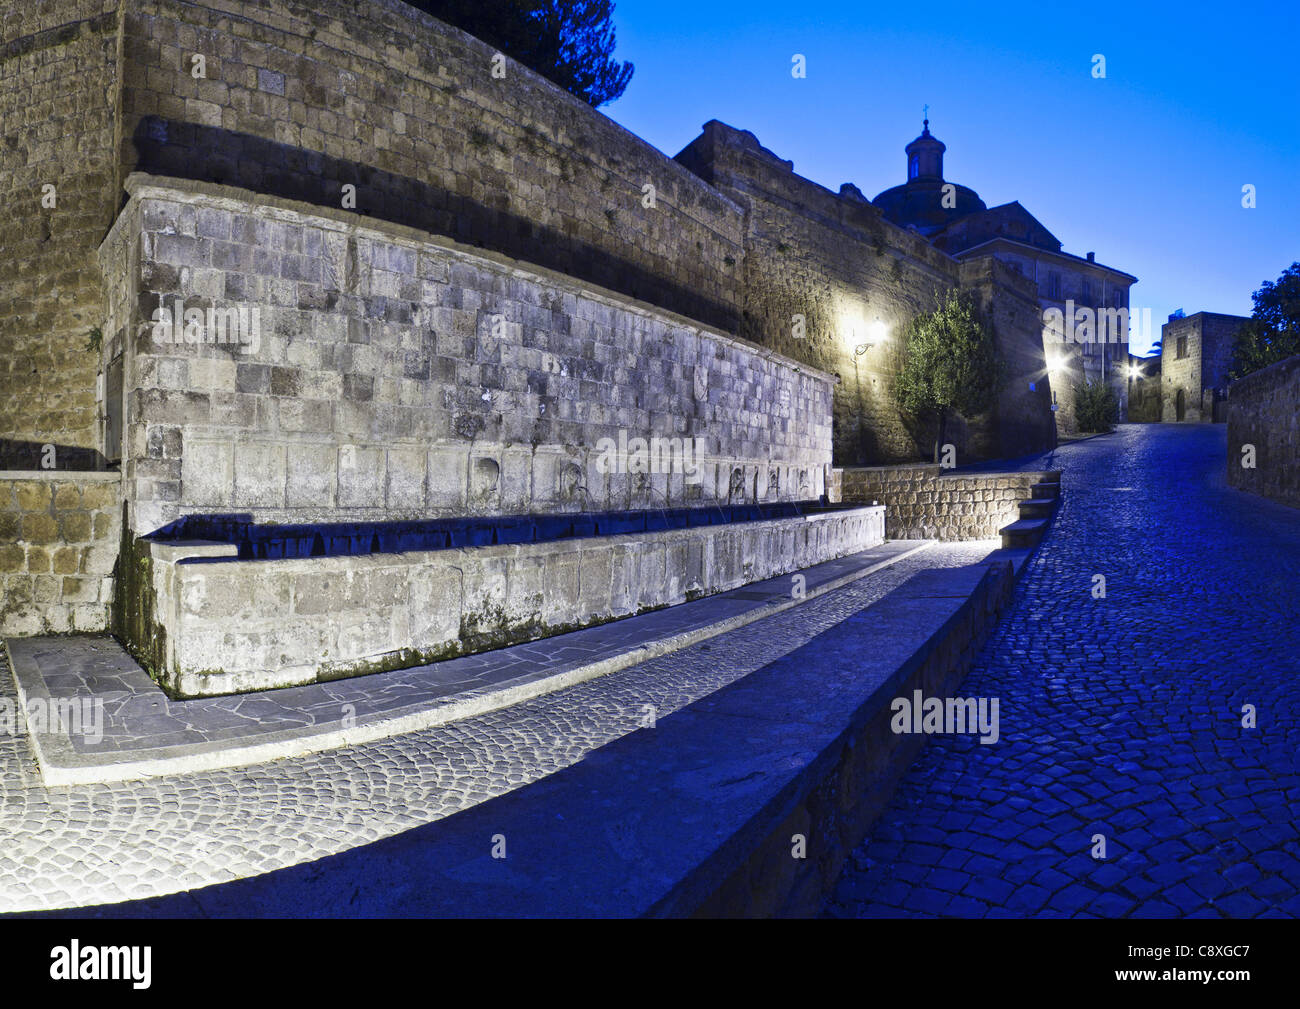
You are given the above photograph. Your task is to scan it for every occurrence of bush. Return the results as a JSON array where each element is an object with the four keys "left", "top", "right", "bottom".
[{"left": 1073, "top": 380, "right": 1118, "bottom": 433}]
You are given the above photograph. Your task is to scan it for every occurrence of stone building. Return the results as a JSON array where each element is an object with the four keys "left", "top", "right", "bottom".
[
  {"left": 1160, "top": 311, "right": 1249, "bottom": 422},
  {"left": 871, "top": 121, "right": 1138, "bottom": 432}
]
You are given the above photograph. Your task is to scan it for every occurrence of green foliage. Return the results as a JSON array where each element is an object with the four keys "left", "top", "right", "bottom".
[
  {"left": 1228, "top": 262, "right": 1300, "bottom": 380},
  {"left": 1073, "top": 379, "right": 1118, "bottom": 433},
  {"left": 895, "top": 290, "right": 1001, "bottom": 420},
  {"left": 418, "top": 1, "right": 634, "bottom": 107},
  {"left": 85, "top": 326, "right": 103, "bottom": 354}
]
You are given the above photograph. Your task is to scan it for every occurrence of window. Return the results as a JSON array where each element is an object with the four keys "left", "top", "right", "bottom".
[
  {"left": 909, "top": 156, "right": 919, "bottom": 179},
  {"left": 1112, "top": 289, "right": 1123, "bottom": 309},
  {"left": 1176, "top": 336, "right": 1188, "bottom": 359},
  {"left": 1047, "top": 271, "right": 1061, "bottom": 299},
  {"left": 1082, "top": 279, "right": 1092, "bottom": 304}
]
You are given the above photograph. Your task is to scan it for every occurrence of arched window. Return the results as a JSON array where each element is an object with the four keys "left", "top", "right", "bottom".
[{"left": 909, "top": 156, "right": 919, "bottom": 179}]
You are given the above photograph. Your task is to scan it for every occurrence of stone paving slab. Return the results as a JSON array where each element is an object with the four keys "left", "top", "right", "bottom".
[{"left": 7, "top": 540, "right": 932, "bottom": 786}]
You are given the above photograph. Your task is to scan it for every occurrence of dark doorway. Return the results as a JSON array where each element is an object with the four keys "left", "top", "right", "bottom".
[{"left": 1175, "top": 388, "right": 1186, "bottom": 421}]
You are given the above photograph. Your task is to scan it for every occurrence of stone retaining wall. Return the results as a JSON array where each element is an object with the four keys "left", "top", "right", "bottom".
[
  {"left": 840, "top": 464, "right": 1059, "bottom": 540},
  {"left": 1227, "top": 353, "right": 1300, "bottom": 508},
  {"left": 139, "top": 505, "right": 884, "bottom": 696},
  {"left": 0, "top": 472, "right": 121, "bottom": 635},
  {"left": 104, "top": 176, "right": 835, "bottom": 538}
]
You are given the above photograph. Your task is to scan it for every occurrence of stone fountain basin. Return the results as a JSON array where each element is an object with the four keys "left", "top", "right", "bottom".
[{"left": 134, "top": 504, "right": 885, "bottom": 697}]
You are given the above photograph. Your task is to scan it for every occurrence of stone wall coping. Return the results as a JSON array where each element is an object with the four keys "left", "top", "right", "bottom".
[
  {"left": 116, "top": 173, "right": 839, "bottom": 388},
  {"left": 0, "top": 470, "right": 121, "bottom": 483},
  {"left": 840, "top": 465, "right": 1060, "bottom": 482},
  {"left": 1228, "top": 351, "right": 1300, "bottom": 395}
]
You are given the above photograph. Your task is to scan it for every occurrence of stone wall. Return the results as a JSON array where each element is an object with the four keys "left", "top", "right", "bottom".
[
  {"left": 1127, "top": 375, "right": 1162, "bottom": 423},
  {"left": 956, "top": 255, "right": 1057, "bottom": 459},
  {"left": 840, "top": 464, "right": 1059, "bottom": 540},
  {"left": 1227, "top": 353, "right": 1300, "bottom": 508},
  {"left": 0, "top": 472, "right": 121, "bottom": 635},
  {"left": 117, "top": 0, "right": 743, "bottom": 332},
  {"left": 140, "top": 504, "right": 884, "bottom": 696},
  {"left": 107, "top": 176, "right": 834, "bottom": 537},
  {"left": 0, "top": 2, "right": 122, "bottom": 462}
]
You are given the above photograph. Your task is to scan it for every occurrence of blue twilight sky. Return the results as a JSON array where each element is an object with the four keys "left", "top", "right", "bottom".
[{"left": 599, "top": 0, "right": 1299, "bottom": 356}]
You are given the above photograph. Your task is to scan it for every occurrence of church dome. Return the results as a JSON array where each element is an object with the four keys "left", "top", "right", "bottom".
[{"left": 871, "top": 119, "right": 985, "bottom": 235}]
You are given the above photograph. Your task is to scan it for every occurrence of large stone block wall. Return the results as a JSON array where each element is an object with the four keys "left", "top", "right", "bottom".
[
  {"left": 840, "top": 464, "right": 1059, "bottom": 540},
  {"left": 0, "top": 2, "right": 123, "bottom": 463},
  {"left": 116, "top": 0, "right": 744, "bottom": 333},
  {"left": 0, "top": 472, "right": 121, "bottom": 635},
  {"left": 143, "top": 505, "right": 884, "bottom": 696},
  {"left": 1227, "top": 353, "right": 1300, "bottom": 508},
  {"left": 107, "top": 176, "right": 834, "bottom": 537},
  {"left": 674, "top": 121, "right": 1054, "bottom": 466}
]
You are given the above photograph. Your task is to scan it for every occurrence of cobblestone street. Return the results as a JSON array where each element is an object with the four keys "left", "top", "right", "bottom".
[{"left": 829, "top": 423, "right": 1300, "bottom": 918}]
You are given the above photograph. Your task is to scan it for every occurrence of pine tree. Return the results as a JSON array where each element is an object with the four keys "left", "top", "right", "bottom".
[{"left": 418, "top": 1, "right": 634, "bottom": 107}]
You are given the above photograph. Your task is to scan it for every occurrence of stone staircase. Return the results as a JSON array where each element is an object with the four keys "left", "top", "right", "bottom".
[{"left": 998, "top": 479, "right": 1061, "bottom": 549}]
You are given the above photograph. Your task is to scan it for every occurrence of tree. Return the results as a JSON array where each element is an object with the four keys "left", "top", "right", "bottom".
[
  {"left": 417, "top": 1, "right": 634, "bottom": 107},
  {"left": 895, "top": 290, "right": 1002, "bottom": 462},
  {"left": 1227, "top": 262, "right": 1300, "bottom": 380},
  {"left": 1072, "top": 379, "right": 1118, "bottom": 433}
]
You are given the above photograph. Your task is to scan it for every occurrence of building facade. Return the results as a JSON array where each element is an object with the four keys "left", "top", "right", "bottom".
[{"left": 1160, "top": 311, "right": 1250, "bottom": 422}]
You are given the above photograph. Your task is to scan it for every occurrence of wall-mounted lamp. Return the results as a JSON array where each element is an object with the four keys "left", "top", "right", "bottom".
[{"left": 854, "top": 318, "right": 890, "bottom": 357}]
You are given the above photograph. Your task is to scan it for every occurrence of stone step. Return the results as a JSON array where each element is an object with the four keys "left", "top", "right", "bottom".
[
  {"left": 999, "top": 516, "right": 1050, "bottom": 550},
  {"left": 1017, "top": 497, "right": 1056, "bottom": 519},
  {"left": 1031, "top": 481, "right": 1061, "bottom": 500}
]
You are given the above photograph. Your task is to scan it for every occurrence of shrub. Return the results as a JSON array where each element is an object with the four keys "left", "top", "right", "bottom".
[{"left": 1073, "top": 379, "right": 1118, "bottom": 433}]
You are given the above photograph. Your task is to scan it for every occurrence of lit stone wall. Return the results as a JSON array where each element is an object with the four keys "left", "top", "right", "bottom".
[
  {"left": 0, "top": 3, "right": 122, "bottom": 463},
  {"left": 106, "top": 176, "right": 835, "bottom": 537},
  {"left": 840, "top": 464, "right": 1058, "bottom": 540}
]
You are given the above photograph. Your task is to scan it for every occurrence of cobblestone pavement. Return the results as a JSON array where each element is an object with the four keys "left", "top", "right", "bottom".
[
  {"left": 0, "top": 541, "right": 991, "bottom": 912},
  {"left": 829, "top": 424, "right": 1300, "bottom": 919}
]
